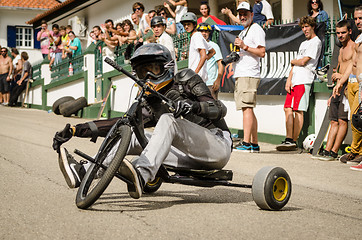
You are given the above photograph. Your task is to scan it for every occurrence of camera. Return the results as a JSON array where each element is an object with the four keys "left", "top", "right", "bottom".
[{"left": 221, "top": 51, "right": 240, "bottom": 66}]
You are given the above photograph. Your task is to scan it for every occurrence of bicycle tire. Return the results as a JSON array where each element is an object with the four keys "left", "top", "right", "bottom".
[{"left": 76, "top": 125, "right": 132, "bottom": 209}]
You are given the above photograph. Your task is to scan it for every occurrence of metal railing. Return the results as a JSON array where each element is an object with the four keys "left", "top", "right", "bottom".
[
  {"left": 50, "top": 54, "right": 84, "bottom": 82},
  {"left": 32, "top": 63, "right": 42, "bottom": 81},
  {"left": 114, "top": 43, "right": 132, "bottom": 66},
  {"left": 95, "top": 41, "right": 105, "bottom": 77},
  {"left": 173, "top": 32, "right": 191, "bottom": 61}
]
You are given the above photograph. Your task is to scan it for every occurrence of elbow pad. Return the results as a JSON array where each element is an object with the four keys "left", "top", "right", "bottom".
[{"left": 199, "top": 100, "right": 227, "bottom": 120}]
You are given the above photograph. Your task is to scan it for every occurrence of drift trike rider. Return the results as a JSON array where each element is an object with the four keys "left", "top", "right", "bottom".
[{"left": 52, "top": 43, "right": 232, "bottom": 199}]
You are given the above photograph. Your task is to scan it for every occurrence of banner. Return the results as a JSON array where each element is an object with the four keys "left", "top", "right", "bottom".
[{"left": 217, "top": 23, "right": 326, "bottom": 95}]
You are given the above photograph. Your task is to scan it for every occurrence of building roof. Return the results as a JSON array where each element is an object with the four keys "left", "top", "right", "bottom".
[
  {"left": 27, "top": 0, "right": 92, "bottom": 26},
  {"left": 0, "top": 0, "right": 60, "bottom": 10}
]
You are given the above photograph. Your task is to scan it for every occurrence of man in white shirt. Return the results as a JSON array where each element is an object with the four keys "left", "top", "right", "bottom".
[
  {"left": 253, "top": 0, "right": 274, "bottom": 27},
  {"left": 233, "top": 2, "right": 266, "bottom": 152},
  {"left": 180, "top": 12, "right": 215, "bottom": 82},
  {"left": 132, "top": 2, "right": 150, "bottom": 37},
  {"left": 276, "top": 16, "right": 322, "bottom": 151},
  {"left": 151, "top": 16, "right": 177, "bottom": 73}
]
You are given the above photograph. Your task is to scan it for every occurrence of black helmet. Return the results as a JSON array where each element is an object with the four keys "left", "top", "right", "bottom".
[
  {"left": 352, "top": 107, "right": 362, "bottom": 132},
  {"left": 180, "top": 12, "right": 197, "bottom": 25},
  {"left": 130, "top": 43, "right": 175, "bottom": 90},
  {"left": 151, "top": 16, "right": 166, "bottom": 27},
  {"left": 196, "top": 22, "right": 212, "bottom": 32}
]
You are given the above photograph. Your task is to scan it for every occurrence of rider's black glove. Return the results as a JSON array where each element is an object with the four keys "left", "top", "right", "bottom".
[
  {"left": 173, "top": 99, "right": 200, "bottom": 118},
  {"left": 52, "top": 123, "right": 74, "bottom": 153}
]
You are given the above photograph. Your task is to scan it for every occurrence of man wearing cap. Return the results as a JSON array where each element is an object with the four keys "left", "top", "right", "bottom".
[
  {"left": 151, "top": 16, "right": 177, "bottom": 72},
  {"left": 197, "top": 22, "right": 224, "bottom": 99},
  {"left": 233, "top": 2, "right": 266, "bottom": 152},
  {"left": 180, "top": 12, "right": 215, "bottom": 82}
]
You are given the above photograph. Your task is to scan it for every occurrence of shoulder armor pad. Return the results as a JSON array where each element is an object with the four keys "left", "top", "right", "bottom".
[{"left": 175, "top": 68, "right": 198, "bottom": 83}]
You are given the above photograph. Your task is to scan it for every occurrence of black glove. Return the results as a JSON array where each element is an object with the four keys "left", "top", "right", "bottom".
[
  {"left": 173, "top": 99, "right": 199, "bottom": 118},
  {"left": 52, "top": 123, "right": 74, "bottom": 153}
]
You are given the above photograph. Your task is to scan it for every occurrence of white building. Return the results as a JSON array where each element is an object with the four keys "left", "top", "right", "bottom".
[{"left": 0, "top": 0, "right": 60, "bottom": 64}]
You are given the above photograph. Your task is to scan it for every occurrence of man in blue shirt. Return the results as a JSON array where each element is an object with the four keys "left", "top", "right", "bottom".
[{"left": 197, "top": 22, "right": 224, "bottom": 99}]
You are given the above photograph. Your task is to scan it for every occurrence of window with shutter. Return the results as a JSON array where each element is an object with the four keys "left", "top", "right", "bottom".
[
  {"left": 7, "top": 26, "right": 16, "bottom": 48},
  {"left": 15, "top": 27, "right": 33, "bottom": 48}
]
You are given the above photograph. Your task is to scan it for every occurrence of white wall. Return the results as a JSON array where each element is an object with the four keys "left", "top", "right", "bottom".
[
  {"left": 46, "top": 79, "right": 85, "bottom": 106},
  {"left": 23, "top": 85, "right": 42, "bottom": 106},
  {"left": 0, "top": 8, "right": 45, "bottom": 64},
  {"left": 110, "top": 75, "right": 139, "bottom": 113},
  {"left": 221, "top": 93, "right": 287, "bottom": 135}
]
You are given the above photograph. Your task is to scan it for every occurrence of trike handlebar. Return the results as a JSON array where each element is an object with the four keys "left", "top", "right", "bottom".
[{"left": 104, "top": 57, "right": 175, "bottom": 111}]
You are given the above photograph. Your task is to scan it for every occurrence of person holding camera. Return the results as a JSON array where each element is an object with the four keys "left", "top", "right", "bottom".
[
  {"left": 232, "top": 2, "right": 266, "bottom": 152},
  {"left": 36, "top": 20, "right": 53, "bottom": 59}
]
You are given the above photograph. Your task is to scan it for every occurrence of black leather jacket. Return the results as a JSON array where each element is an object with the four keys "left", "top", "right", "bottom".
[{"left": 74, "top": 69, "right": 230, "bottom": 138}]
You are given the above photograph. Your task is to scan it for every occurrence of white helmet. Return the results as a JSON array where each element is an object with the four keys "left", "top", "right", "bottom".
[{"left": 303, "top": 134, "right": 316, "bottom": 151}]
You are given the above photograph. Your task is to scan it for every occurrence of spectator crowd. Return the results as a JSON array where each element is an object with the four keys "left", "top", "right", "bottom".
[{"left": 3, "top": 0, "right": 362, "bottom": 173}]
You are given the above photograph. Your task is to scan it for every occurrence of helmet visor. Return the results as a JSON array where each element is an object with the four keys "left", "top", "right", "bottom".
[{"left": 134, "top": 61, "right": 165, "bottom": 80}]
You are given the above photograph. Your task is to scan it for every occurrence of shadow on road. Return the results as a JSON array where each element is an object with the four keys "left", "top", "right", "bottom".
[
  {"left": 84, "top": 188, "right": 302, "bottom": 213},
  {"left": 87, "top": 188, "right": 252, "bottom": 212}
]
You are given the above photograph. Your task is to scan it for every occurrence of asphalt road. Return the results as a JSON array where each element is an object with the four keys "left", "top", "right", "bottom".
[{"left": 1, "top": 106, "right": 361, "bottom": 240}]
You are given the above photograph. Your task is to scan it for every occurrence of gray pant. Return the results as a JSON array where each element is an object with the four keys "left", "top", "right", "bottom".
[
  {"left": 100, "top": 113, "right": 232, "bottom": 183},
  {"left": 134, "top": 113, "right": 232, "bottom": 183}
]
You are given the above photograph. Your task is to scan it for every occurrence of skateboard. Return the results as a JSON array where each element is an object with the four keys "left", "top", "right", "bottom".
[
  {"left": 22, "top": 79, "right": 33, "bottom": 108},
  {"left": 97, "top": 82, "right": 116, "bottom": 119},
  {"left": 312, "top": 107, "right": 330, "bottom": 155}
]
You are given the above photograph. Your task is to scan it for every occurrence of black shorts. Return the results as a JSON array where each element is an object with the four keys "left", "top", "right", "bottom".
[
  {"left": 329, "top": 84, "right": 348, "bottom": 121},
  {"left": 0, "top": 73, "right": 10, "bottom": 93}
]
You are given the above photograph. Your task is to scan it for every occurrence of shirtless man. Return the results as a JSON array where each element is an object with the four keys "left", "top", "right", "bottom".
[
  {"left": 0, "top": 47, "right": 13, "bottom": 105},
  {"left": 317, "top": 20, "right": 354, "bottom": 161},
  {"left": 339, "top": 5, "right": 362, "bottom": 165}
]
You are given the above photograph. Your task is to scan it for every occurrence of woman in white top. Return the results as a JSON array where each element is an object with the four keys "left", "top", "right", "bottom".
[
  {"left": 132, "top": 2, "right": 151, "bottom": 37},
  {"left": 164, "top": 0, "right": 188, "bottom": 34},
  {"left": 157, "top": 7, "right": 176, "bottom": 35}
]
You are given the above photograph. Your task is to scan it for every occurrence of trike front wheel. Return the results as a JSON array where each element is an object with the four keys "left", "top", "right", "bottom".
[{"left": 76, "top": 125, "right": 132, "bottom": 209}]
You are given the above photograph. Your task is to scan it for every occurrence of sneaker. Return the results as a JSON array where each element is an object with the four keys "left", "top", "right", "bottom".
[
  {"left": 339, "top": 152, "right": 358, "bottom": 164},
  {"left": 235, "top": 142, "right": 252, "bottom": 152},
  {"left": 276, "top": 140, "right": 297, "bottom": 151},
  {"left": 318, "top": 151, "right": 338, "bottom": 161},
  {"left": 233, "top": 141, "right": 242, "bottom": 149},
  {"left": 118, "top": 159, "right": 144, "bottom": 199},
  {"left": 311, "top": 149, "right": 328, "bottom": 159},
  {"left": 251, "top": 145, "right": 260, "bottom": 153},
  {"left": 347, "top": 155, "right": 362, "bottom": 165},
  {"left": 58, "top": 147, "right": 86, "bottom": 188},
  {"left": 350, "top": 163, "right": 362, "bottom": 171}
]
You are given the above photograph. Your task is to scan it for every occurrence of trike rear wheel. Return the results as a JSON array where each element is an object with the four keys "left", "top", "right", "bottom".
[
  {"left": 76, "top": 125, "right": 132, "bottom": 209},
  {"left": 252, "top": 166, "right": 292, "bottom": 210}
]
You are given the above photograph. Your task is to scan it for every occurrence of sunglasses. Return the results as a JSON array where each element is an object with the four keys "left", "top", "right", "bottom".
[
  {"left": 312, "top": 1, "right": 318, "bottom": 4},
  {"left": 1, "top": 50, "right": 7, "bottom": 52},
  {"left": 133, "top": 7, "right": 142, "bottom": 12},
  {"left": 160, "top": 12, "right": 166, "bottom": 15}
]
